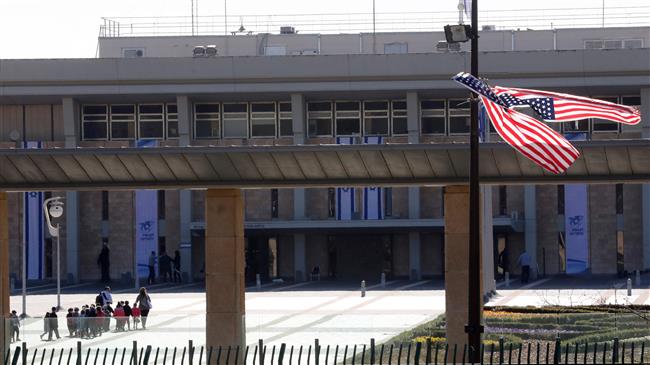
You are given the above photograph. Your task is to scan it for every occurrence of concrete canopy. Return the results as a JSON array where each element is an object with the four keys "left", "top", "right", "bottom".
[{"left": 0, "top": 140, "right": 648, "bottom": 191}]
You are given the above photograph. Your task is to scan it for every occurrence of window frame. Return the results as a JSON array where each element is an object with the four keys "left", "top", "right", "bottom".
[
  {"left": 137, "top": 103, "right": 165, "bottom": 140},
  {"left": 307, "top": 101, "right": 333, "bottom": 137},
  {"left": 109, "top": 104, "right": 136, "bottom": 141},
  {"left": 221, "top": 102, "right": 249, "bottom": 139},
  {"left": 81, "top": 104, "right": 109, "bottom": 141},
  {"left": 391, "top": 100, "right": 408, "bottom": 136},
  {"left": 362, "top": 100, "right": 390, "bottom": 137},
  {"left": 249, "top": 102, "right": 278, "bottom": 138},
  {"left": 420, "top": 99, "right": 447, "bottom": 135},
  {"left": 334, "top": 100, "right": 362, "bottom": 137},
  {"left": 165, "top": 103, "right": 179, "bottom": 140},
  {"left": 194, "top": 102, "right": 221, "bottom": 139},
  {"left": 278, "top": 102, "right": 293, "bottom": 137}
]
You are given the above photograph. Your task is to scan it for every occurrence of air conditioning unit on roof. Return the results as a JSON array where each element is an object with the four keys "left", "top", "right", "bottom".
[{"left": 280, "top": 26, "right": 296, "bottom": 34}]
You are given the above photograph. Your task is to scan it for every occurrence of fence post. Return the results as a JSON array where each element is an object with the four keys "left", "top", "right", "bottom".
[
  {"left": 256, "top": 274, "right": 261, "bottom": 290},
  {"left": 21, "top": 342, "right": 26, "bottom": 365},
  {"left": 132, "top": 342, "right": 138, "bottom": 365},
  {"left": 360, "top": 281, "right": 366, "bottom": 297},
  {"left": 505, "top": 272, "right": 510, "bottom": 288},
  {"left": 554, "top": 337, "right": 561, "bottom": 365},
  {"left": 142, "top": 347, "right": 152, "bottom": 365},
  {"left": 258, "top": 340, "right": 264, "bottom": 365},
  {"left": 414, "top": 342, "right": 421, "bottom": 365},
  {"left": 636, "top": 270, "right": 642, "bottom": 287},
  {"left": 370, "top": 339, "right": 375, "bottom": 365},
  {"left": 189, "top": 341, "right": 193, "bottom": 365},
  {"left": 278, "top": 345, "right": 286, "bottom": 365},
  {"left": 627, "top": 278, "right": 632, "bottom": 296},
  {"left": 613, "top": 338, "right": 619, "bottom": 364},
  {"left": 315, "top": 340, "right": 320, "bottom": 365},
  {"left": 498, "top": 337, "right": 504, "bottom": 365}
]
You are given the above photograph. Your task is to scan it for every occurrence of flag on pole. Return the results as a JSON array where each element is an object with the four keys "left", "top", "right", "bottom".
[{"left": 452, "top": 72, "right": 641, "bottom": 174}]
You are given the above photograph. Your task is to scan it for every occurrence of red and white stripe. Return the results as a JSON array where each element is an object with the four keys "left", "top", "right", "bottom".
[
  {"left": 480, "top": 96, "right": 580, "bottom": 174},
  {"left": 493, "top": 86, "right": 641, "bottom": 125}
]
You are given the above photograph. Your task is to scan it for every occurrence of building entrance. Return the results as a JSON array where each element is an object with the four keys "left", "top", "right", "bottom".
[{"left": 327, "top": 234, "right": 392, "bottom": 281}]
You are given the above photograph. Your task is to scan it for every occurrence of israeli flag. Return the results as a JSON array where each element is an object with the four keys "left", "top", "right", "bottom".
[
  {"left": 363, "top": 137, "right": 384, "bottom": 220},
  {"left": 336, "top": 137, "right": 355, "bottom": 220},
  {"left": 135, "top": 139, "right": 159, "bottom": 277},
  {"left": 22, "top": 142, "right": 45, "bottom": 279}
]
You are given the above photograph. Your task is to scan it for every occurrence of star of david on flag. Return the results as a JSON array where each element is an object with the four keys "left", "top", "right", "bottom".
[{"left": 452, "top": 72, "right": 641, "bottom": 174}]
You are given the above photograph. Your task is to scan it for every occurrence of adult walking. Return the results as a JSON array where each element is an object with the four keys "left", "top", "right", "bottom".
[
  {"left": 47, "top": 307, "right": 61, "bottom": 341},
  {"left": 134, "top": 287, "right": 152, "bottom": 329},
  {"left": 517, "top": 250, "right": 532, "bottom": 284},
  {"left": 147, "top": 251, "right": 156, "bottom": 285},
  {"left": 173, "top": 250, "right": 182, "bottom": 283},
  {"left": 97, "top": 242, "right": 111, "bottom": 283}
]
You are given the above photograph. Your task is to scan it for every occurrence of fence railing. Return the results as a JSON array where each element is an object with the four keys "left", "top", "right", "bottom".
[{"left": 4, "top": 337, "right": 649, "bottom": 365}]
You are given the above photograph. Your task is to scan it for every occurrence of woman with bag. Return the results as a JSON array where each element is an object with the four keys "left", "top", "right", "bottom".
[{"left": 134, "top": 287, "right": 152, "bottom": 329}]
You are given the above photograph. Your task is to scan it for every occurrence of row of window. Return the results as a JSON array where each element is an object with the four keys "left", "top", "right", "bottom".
[{"left": 80, "top": 96, "right": 640, "bottom": 141}]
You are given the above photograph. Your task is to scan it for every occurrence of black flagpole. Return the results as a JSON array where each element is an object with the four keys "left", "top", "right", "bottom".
[{"left": 466, "top": 0, "right": 483, "bottom": 362}]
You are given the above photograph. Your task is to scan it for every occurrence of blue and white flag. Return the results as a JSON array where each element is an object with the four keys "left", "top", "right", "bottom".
[
  {"left": 135, "top": 140, "right": 159, "bottom": 278},
  {"left": 363, "top": 137, "right": 384, "bottom": 220},
  {"left": 23, "top": 141, "right": 44, "bottom": 280},
  {"left": 564, "top": 133, "right": 589, "bottom": 274},
  {"left": 336, "top": 137, "right": 355, "bottom": 220}
]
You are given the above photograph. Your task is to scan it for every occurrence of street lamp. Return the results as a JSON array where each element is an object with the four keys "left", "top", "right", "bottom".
[
  {"left": 445, "top": 0, "right": 482, "bottom": 361},
  {"left": 43, "top": 196, "right": 64, "bottom": 310}
]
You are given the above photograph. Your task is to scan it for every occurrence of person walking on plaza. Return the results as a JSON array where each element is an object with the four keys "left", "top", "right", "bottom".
[
  {"left": 39, "top": 311, "right": 50, "bottom": 340},
  {"left": 97, "top": 242, "right": 111, "bottom": 283},
  {"left": 47, "top": 307, "right": 61, "bottom": 341},
  {"left": 173, "top": 250, "right": 182, "bottom": 283},
  {"left": 134, "top": 287, "right": 152, "bottom": 329},
  {"left": 123, "top": 300, "right": 133, "bottom": 330},
  {"left": 517, "top": 250, "right": 532, "bottom": 284},
  {"left": 100, "top": 286, "right": 114, "bottom": 311},
  {"left": 10, "top": 310, "right": 20, "bottom": 342},
  {"left": 147, "top": 251, "right": 156, "bottom": 285},
  {"left": 159, "top": 251, "right": 172, "bottom": 282}
]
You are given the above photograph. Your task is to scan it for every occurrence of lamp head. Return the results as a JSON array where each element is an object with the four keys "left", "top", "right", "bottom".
[
  {"left": 444, "top": 24, "right": 473, "bottom": 43},
  {"left": 48, "top": 200, "right": 64, "bottom": 218}
]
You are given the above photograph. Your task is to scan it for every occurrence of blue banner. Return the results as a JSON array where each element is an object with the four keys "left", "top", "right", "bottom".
[
  {"left": 135, "top": 140, "right": 159, "bottom": 278},
  {"left": 23, "top": 141, "right": 44, "bottom": 280},
  {"left": 564, "top": 133, "right": 589, "bottom": 274},
  {"left": 336, "top": 137, "right": 355, "bottom": 220},
  {"left": 363, "top": 136, "right": 383, "bottom": 220}
]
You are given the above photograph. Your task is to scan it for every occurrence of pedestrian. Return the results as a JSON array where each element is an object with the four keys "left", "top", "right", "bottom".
[
  {"left": 123, "top": 300, "right": 133, "bottom": 330},
  {"left": 114, "top": 302, "right": 125, "bottom": 332},
  {"left": 39, "top": 311, "right": 51, "bottom": 340},
  {"left": 100, "top": 286, "right": 114, "bottom": 312},
  {"left": 10, "top": 310, "right": 20, "bottom": 342},
  {"left": 159, "top": 252, "right": 172, "bottom": 282},
  {"left": 97, "top": 241, "right": 111, "bottom": 283},
  {"left": 47, "top": 307, "right": 61, "bottom": 341},
  {"left": 66, "top": 308, "right": 76, "bottom": 337},
  {"left": 173, "top": 250, "right": 182, "bottom": 283},
  {"left": 134, "top": 287, "right": 152, "bottom": 329},
  {"left": 517, "top": 250, "right": 532, "bottom": 284},
  {"left": 148, "top": 251, "right": 156, "bottom": 285}
]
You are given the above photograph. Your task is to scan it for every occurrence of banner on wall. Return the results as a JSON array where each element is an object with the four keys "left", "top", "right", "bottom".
[
  {"left": 336, "top": 137, "right": 355, "bottom": 220},
  {"left": 363, "top": 136, "right": 384, "bottom": 220},
  {"left": 564, "top": 133, "right": 589, "bottom": 274},
  {"left": 135, "top": 140, "right": 159, "bottom": 278},
  {"left": 23, "top": 141, "right": 44, "bottom": 280}
]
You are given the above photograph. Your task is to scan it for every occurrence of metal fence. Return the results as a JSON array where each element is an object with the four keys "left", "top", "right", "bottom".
[{"left": 4, "top": 338, "right": 650, "bottom": 365}]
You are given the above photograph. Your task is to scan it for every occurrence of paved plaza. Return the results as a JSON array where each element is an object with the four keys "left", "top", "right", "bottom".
[{"left": 8, "top": 275, "right": 649, "bottom": 352}]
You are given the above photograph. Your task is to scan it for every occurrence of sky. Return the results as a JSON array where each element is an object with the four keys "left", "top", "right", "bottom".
[{"left": 0, "top": 0, "right": 648, "bottom": 59}]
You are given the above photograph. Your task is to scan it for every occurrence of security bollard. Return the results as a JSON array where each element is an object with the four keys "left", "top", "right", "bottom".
[
  {"left": 636, "top": 270, "right": 642, "bottom": 287},
  {"left": 505, "top": 272, "right": 510, "bottom": 288},
  {"left": 361, "top": 280, "right": 366, "bottom": 297},
  {"left": 627, "top": 277, "right": 632, "bottom": 296},
  {"left": 380, "top": 273, "right": 386, "bottom": 288},
  {"left": 256, "top": 274, "right": 261, "bottom": 289}
]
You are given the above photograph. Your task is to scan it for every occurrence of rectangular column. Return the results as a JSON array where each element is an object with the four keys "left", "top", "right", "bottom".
[
  {"left": 294, "top": 234, "right": 307, "bottom": 282},
  {"left": 408, "top": 232, "right": 421, "bottom": 280},
  {"left": 641, "top": 88, "right": 650, "bottom": 269},
  {"left": 481, "top": 186, "right": 495, "bottom": 294},
  {"left": 205, "top": 189, "right": 245, "bottom": 348},
  {"left": 177, "top": 96, "right": 193, "bottom": 282},
  {"left": 444, "top": 186, "right": 482, "bottom": 347},
  {"left": 0, "top": 192, "right": 9, "bottom": 357},
  {"left": 63, "top": 98, "right": 80, "bottom": 283},
  {"left": 407, "top": 92, "right": 422, "bottom": 280},
  {"left": 291, "top": 94, "right": 308, "bottom": 282},
  {"left": 524, "top": 186, "right": 538, "bottom": 279}
]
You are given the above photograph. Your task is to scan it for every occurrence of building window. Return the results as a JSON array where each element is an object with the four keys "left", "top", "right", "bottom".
[
  {"left": 335, "top": 101, "right": 361, "bottom": 136},
  {"left": 122, "top": 48, "right": 145, "bottom": 58},
  {"left": 384, "top": 188, "right": 392, "bottom": 217},
  {"left": 250, "top": 102, "right": 277, "bottom": 138},
  {"left": 308, "top": 102, "right": 333, "bottom": 137},
  {"left": 391, "top": 101, "right": 408, "bottom": 135},
  {"left": 278, "top": 102, "right": 293, "bottom": 137},
  {"left": 591, "top": 97, "right": 620, "bottom": 133},
  {"left": 622, "top": 96, "right": 641, "bottom": 107},
  {"left": 557, "top": 185, "right": 565, "bottom": 215},
  {"left": 563, "top": 119, "right": 589, "bottom": 133},
  {"left": 271, "top": 189, "right": 279, "bottom": 218},
  {"left": 138, "top": 104, "right": 164, "bottom": 139},
  {"left": 327, "top": 188, "right": 336, "bottom": 218},
  {"left": 166, "top": 104, "right": 179, "bottom": 139},
  {"left": 384, "top": 42, "right": 408, "bottom": 54},
  {"left": 110, "top": 104, "right": 136, "bottom": 140},
  {"left": 498, "top": 186, "right": 507, "bottom": 216},
  {"left": 222, "top": 103, "right": 248, "bottom": 138},
  {"left": 101, "top": 191, "right": 109, "bottom": 220},
  {"left": 194, "top": 103, "right": 220, "bottom": 139},
  {"left": 420, "top": 100, "right": 446, "bottom": 135},
  {"left": 158, "top": 190, "right": 166, "bottom": 220},
  {"left": 448, "top": 99, "right": 470, "bottom": 134},
  {"left": 616, "top": 184, "right": 623, "bottom": 214},
  {"left": 363, "top": 101, "right": 389, "bottom": 136},
  {"left": 82, "top": 105, "right": 108, "bottom": 140}
]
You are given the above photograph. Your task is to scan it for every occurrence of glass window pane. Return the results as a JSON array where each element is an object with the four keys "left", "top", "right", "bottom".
[
  {"left": 167, "top": 121, "right": 179, "bottom": 138},
  {"left": 622, "top": 96, "right": 640, "bottom": 106},
  {"left": 139, "top": 104, "right": 163, "bottom": 114},
  {"left": 563, "top": 120, "right": 589, "bottom": 133},
  {"left": 336, "top": 101, "right": 360, "bottom": 111},
  {"left": 251, "top": 119, "right": 276, "bottom": 137},
  {"left": 196, "top": 120, "right": 219, "bottom": 138},
  {"left": 279, "top": 119, "right": 293, "bottom": 136},
  {"left": 111, "top": 105, "right": 135, "bottom": 114},
  {"left": 336, "top": 118, "right": 360, "bottom": 136},
  {"left": 308, "top": 102, "right": 331, "bottom": 112},
  {"left": 83, "top": 122, "right": 107, "bottom": 140},
  {"left": 392, "top": 118, "right": 408, "bottom": 135},
  {"left": 279, "top": 102, "right": 292, "bottom": 112},
  {"left": 364, "top": 101, "right": 389, "bottom": 110},
  {"left": 139, "top": 122, "right": 164, "bottom": 139},
  {"left": 309, "top": 119, "right": 331, "bottom": 136},
  {"left": 83, "top": 105, "right": 107, "bottom": 115},
  {"left": 251, "top": 103, "right": 276, "bottom": 113},
  {"left": 447, "top": 99, "right": 469, "bottom": 109},
  {"left": 195, "top": 104, "right": 219, "bottom": 113},
  {"left": 449, "top": 116, "right": 470, "bottom": 134},
  {"left": 166, "top": 104, "right": 178, "bottom": 114},
  {"left": 111, "top": 121, "right": 135, "bottom": 139},
  {"left": 364, "top": 118, "right": 389, "bottom": 136},
  {"left": 421, "top": 117, "right": 446, "bottom": 134},
  {"left": 223, "top": 103, "right": 247, "bottom": 113},
  {"left": 223, "top": 119, "right": 247, "bottom": 138},
  {"left": 422, "top": 100, "right": 446, "bottom": 109}
]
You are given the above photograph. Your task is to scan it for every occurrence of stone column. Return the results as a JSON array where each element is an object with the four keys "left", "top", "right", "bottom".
[
  {"left": 205, "top": 189, "right": 245, "bottom": 348},
  {"left": 444, "top": 186, "right": 482, "bottom": 347},
  {"left": 177, "top": 95, "right": 193, "bottom": 282},
  {"left": 406, "top": 92, "right": 422, "bottom": 280},
  {"left": 62, "top": 98, "right": 80, "bottom": 283},
  {"left": 292, "top": 93, "right": 308, "bottom": 281},
  {"left": 0, "top": 192, "right": 9, "bottom": 357},
  {"left": 524, "top": 186, "right": 538, "bottom": 279}
]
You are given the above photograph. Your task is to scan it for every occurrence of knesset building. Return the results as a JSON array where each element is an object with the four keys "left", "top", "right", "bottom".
[{"left": 0, "top": 24, "right": 649, "bottom": 352}]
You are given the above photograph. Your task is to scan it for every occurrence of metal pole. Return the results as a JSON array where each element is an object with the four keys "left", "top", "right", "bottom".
[
  {"left": 57, "top": 223, "right": 61, "bottom": 310},
  {"left": 224, "top": 0, "right": 228, "bottom": 35},
  {"left": 466, "top": 0, "right": 482, "bottom": 361},
  {"left": 22, "top": 219, "right": 27, "bottom": 316},
  {"left": 372, "top": 0, "right": 376, "bottom": 54}
]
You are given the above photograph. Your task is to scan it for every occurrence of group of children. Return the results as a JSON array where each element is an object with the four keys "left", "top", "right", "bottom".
[{"left": 62, "top": 300, "right": 141, "bottom": 339}]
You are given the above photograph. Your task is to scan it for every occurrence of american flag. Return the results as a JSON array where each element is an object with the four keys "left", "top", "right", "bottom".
[{"left": 452, "top": 72, "right": 641, "bottom": 174}]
